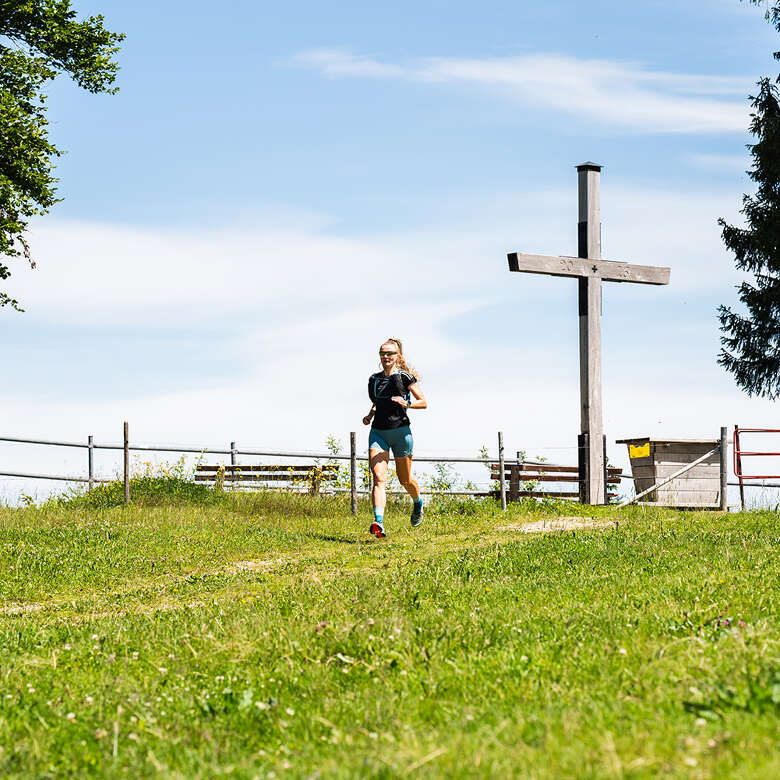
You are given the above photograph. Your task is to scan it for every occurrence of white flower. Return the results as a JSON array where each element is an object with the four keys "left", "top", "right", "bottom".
[
  {"left": 85, "top": 695, "right": 94, "bottom": 705},
  {"left": 66, "top": 712, "right": 76, "bottom": 722},
  {"left": 91, "top": 634, "right": 99, "bottom": 641},
  {"left": 285, "top": 708, "right": 295, "bottom": 716},
  {"left": 618, "top": 648, "right": 627, "bottom": 655}
]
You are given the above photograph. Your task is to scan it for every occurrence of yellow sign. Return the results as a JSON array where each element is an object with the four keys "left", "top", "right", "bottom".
[{"left": 629, "top": 443, "right": 651, "bottom": 458}]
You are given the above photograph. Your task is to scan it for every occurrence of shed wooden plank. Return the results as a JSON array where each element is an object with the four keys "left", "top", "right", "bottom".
[{"left": 196, "top": 464, "right": 339, "bottom": 473}]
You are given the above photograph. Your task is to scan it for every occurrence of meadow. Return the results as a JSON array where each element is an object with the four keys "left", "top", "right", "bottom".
[{"left": 0, "top": 481, "right": 778, "bottom": 778}]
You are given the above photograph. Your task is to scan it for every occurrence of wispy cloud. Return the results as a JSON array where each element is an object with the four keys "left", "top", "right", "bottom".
[
  {"left": 294, "top": 49, "right": 751, "bottom": 134},
  {"left": 688, "top": 152, "right": 751, "bottom": 172}
]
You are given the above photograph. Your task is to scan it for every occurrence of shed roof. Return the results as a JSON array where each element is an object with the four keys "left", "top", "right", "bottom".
[{"left": 615, "top": 437, "right": 719, "bottom": 445}]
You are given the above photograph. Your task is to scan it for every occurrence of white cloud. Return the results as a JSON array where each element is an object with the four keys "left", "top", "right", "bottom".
[
  {"left": 0, "top": 181, "right": 765, "bottom": 505},
  {"left": 294, "top": 49, "right": 751, "bottom": 134}
]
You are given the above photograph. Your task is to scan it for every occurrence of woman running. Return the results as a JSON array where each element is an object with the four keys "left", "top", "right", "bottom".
[{"left": 362, "top": 338, "right": 427, "bottom": 538}]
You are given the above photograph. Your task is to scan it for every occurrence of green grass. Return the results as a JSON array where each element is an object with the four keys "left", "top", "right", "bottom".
[{"left": 0, "top": 486, "right": 778, "bottom": 778}]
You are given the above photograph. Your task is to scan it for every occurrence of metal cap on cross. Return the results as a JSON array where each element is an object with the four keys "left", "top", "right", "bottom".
[{"left": 507, "top": 163, "right": 671, "bottom": 505}]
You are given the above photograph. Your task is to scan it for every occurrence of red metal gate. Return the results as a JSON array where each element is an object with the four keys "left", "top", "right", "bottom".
[{"left": 733, "top": 425, "right": 780, "bottom": 509}]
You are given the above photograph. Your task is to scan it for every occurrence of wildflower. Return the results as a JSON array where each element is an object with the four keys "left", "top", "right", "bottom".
[
  {"left": 285, "top": 708, "right": 295, "bottom": 716},
  {"left": 738, "top": 620, "right": 745, "bottom": 628},
  {"left": 158, "top": 667, "right": 168, "bottom": 675},
  {"left": 85, "top": 695, "right": 94, "bottom": 705},
  {"left": 91, "top": 634, "right": 99, "bottom": 642},
  {"left": 320, "top": 621, "right": 327, "bottom": 628},
  {"left": 128, "top": 733, "right": 138, "bottom": 741},
  {"left": 130, "top": 716, "right": 137, "bottom": 724},
  {"left": 63, "top": 644, "right": 72, "bottom": 651},
  {"left": 66, "top": 712, "right": 76, "bottom": 722},
  {"left": 618, "top": 648, "right": 627, "bottom": 655},
  {"left": 368, "top": 618, "right": 374, "bottom": 625},
  {"left": 95, "top": 729, "right": 107, "bottom": 739},
  {"left": 131, "top": 652, "right": 139, "bottom": 660},
  {"left": 695, "top": 717, "right": 707, "bottom": 727}
]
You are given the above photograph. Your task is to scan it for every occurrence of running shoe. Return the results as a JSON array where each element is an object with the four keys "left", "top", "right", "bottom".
[
  {"left": 369, "top": 521, "right": 386, "bottom": 539},
  {"left": 410, "top": 502, "right": 423, "bottom": 528}
]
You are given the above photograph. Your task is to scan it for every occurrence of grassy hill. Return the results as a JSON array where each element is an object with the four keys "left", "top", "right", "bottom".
[{"left": 0, "top": 487, "right": 778, "bottom": 778}]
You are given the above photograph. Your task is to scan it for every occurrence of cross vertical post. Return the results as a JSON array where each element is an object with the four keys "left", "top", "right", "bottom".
[{"left": 577, "top": 162, "right": 605, "bottom": 504}]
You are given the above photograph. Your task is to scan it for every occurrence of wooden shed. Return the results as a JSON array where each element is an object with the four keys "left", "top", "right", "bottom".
[{"left": 616, "top": 437, "right": 722, "bottom": 509}]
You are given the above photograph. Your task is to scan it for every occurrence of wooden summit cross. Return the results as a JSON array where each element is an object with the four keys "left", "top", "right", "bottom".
[{"left": 507, "top": 163, "right": 671, "bottom": 505}]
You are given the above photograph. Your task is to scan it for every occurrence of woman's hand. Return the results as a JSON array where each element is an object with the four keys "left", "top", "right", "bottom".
[
  {"left": 391, "top": 395, "right": 409, "bottom": 408},
  {"left": 362, "top": 415, "right": 372, "bottom": 426}
]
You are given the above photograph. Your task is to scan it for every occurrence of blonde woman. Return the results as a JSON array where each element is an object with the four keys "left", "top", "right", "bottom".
[{"left": 362, "top": 338, "right": 427, "bottom": 538}]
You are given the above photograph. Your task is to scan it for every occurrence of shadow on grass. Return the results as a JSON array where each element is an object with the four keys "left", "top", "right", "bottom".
[{"left": 305, "top": 532, "right": 375, "bottom": 545}]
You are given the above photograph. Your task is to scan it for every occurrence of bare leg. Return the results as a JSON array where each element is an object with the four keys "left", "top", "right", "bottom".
[
  {"left": 370, "top": 449, "right": 389, "bottom": 510},
  {"left": 394, "top": 455, "right": 420, "bottom": 500}
]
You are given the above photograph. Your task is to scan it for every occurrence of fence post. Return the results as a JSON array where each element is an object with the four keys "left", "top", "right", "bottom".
[
  {"left": 230, "top": 441, "right": 237, "bottom": 489},
  {"left": 88, "top": 434, "right": 94, "bottom": 492},
  {"left": 350, "top": 431, "right": 357, "bottom": 516},
  {"left": 720, "top": 426, "right": 728, "bottom": 512},
  {"left": 602, "top": 434, "right": 608, "bottom": 505},
  {"left": 498, "top": 432, "right": 507, "bottom": 511},
  {"left": 578, "top": 433, "right": 589, "bottom": 504},
  {"left": 123, "top": 421, "right": 130, "bottom": 506}
]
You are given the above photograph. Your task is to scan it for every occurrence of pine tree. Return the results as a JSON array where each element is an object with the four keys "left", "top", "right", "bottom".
[{"left": 718, "top": 3, "right": 780, "bottom": 397}]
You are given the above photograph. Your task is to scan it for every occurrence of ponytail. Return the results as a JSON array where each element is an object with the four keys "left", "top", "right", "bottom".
[{"left": 383, "top": 337, "right": 420, "bottom": 380}]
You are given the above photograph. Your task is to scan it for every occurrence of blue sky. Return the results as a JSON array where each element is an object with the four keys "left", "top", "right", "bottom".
[{"left": 3, "top": 0, "right": 780, "bottom": 502}]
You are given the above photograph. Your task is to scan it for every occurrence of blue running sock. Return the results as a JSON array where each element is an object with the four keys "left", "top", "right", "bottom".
[
  {"left": 374, "top": 507, "right": 384, "bottom": 527},
  {"left": 413, "top": 497, "right": 423, "bottom": 509}
]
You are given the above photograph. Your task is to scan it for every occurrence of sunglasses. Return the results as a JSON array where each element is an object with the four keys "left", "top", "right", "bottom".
[{"left": 379, "top": 350, "right": 398, "bottom": 357}]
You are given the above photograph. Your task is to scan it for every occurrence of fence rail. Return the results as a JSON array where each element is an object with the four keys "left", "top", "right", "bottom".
[
  {"left": 5, "top": 425, "right": 777, "bottom": 511},
  {"left": 1, "top": 425, "right": 631, "bottom": 512}
]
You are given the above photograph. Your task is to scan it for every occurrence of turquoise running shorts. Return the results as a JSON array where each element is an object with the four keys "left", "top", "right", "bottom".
[{"left": 369, "top": 425, "right": 413, "bottom": 458}]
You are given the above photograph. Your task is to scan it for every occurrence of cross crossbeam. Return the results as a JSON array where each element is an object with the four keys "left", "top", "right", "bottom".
[
  {"left": 507, "top": 253, "right": 670, "bottom": 285},
  {"left": 506, "top": 163, "right": 671, "bottom": 505}
]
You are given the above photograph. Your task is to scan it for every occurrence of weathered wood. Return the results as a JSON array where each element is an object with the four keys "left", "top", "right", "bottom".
[
  {"left": 196, "top": 464, "right": 339, "bottom": 473},
  {"left": 498, "top": 431, "right": 507, "bottom": 512},
  {"left": 350, "top": 431, "right": 357, "bottom": 516},
  {"left": 123, "top": 421, "right": 130, "bottom": 506},
  {"left": 491, "top": 463, "right": 578, "bottom": 474},
  {"left": 631, "top": 463, "right": 720, "bottom": 479},
  {"left": 507, "top": 164, "right": 671, "bottom": 505},
  {"left": 507, "top": 253, "right": 671, "bottom": 285},
  {"left": 492, "top": 490, "right": 581, "bottom": 499},
  {"left": 618, "top": 446, "right": 719, "bottom": 508},
  {"left": 88, "top": 434, "right": 94, "bottom": 492},
  {"left": 196, "top": 472, "right": 338, "bottom": 482},
  {"left": 491, "top": 463, "right": 620, "bottom": 475},
  {"left": 490, "top": 472, "right": 620, "bottom": 484}
]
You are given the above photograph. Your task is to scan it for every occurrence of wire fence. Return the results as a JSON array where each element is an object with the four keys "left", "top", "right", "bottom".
[{"left": 2, "top": 424, "right": 779, "bottom": 511}]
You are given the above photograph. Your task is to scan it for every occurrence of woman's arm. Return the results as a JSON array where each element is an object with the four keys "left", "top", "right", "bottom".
[
  {"left": 392, "top": 383, "right": 427, "bottom": 410},
  {"left": 362, "top": 404, "right": 376, "bottom": 426}
]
